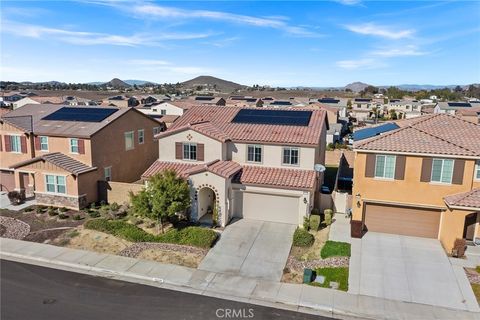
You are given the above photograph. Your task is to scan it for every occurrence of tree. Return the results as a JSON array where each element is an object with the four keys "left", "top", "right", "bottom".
[
  {"left": 389, "top": 109, "right": 398, "bottom": 120},
  {"left": 130, "top": 170, "right": 191, "bottom": 233}
]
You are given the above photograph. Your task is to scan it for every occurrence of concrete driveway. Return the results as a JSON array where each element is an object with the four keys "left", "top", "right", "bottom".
[
  {"left": 198, "top": 219, "right": 296, "bottom": 281},
  {"left": 349, "top": 232, "right": 478, "bottom": 311}
]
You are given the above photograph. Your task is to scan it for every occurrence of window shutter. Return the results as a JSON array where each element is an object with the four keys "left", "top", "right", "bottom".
[
  {"left": 452, "top": 159, "right": 465, "bottom": 185},
  {"left": 197, "top": 144, "right": 205, "bottom": 161},
  {"left": 78, "top": 139, "right": 85, "bottom": 154},
  {"left": 20, "top": 136, "right": 27, "bottom": 154},
  {"left": 394, "top": 156, "right": 406, "bottom": 180},
  {"left": 34, "top": 136, "right": 41, "bottom": 151},
  {"left": 0, "top": 135, "right": 2, "bottom": 152},
  {"left": 175, "top": 142, "right": 182, "bottom": 159},
  {"left": 420, "top": 158, "right": 432, "bottom": 182},
  {"left": 4, "top": 135, "right": 11, "bottom": 152},
  {"left": 365, "top": 154, "right": 376, "bottom": 177}
]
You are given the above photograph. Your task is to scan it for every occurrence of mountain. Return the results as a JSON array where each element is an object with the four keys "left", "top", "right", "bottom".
[
  {"left": 344, "top": 82, "right": 370, "bottom": 92},
  {"left": 124, "top": 79, "right": 157, "bottom": 86},
  {"left": 181, "top": 75, "right": 245, "bottom": 92},
  {"left": 103, "top": 78, "right": 131, "bottom": 88}
]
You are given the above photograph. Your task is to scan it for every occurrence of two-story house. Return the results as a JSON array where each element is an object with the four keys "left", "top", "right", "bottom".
[
  {"left": 351, "top": 114, "right": 480, "bottom": 252},
  {"left": 0, "top": 104, "right": 160, "bottom": 209},
  {"left": 142, "top": 106, "right": 329, "bottom": 227}
]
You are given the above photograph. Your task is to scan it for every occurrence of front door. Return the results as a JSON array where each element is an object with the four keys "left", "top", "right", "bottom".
[{"left": 463, "top": 213, "right": 477, "bottom": 241}]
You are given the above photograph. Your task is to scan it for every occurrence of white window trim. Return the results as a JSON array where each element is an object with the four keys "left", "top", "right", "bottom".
[
  {"left": 430, "top": 158, "right": 454, "bottom": 184},
  {"left": 182, "top": 142, "right": 197, "bottom": 161},
  {"left": 9, "top": 135, "right": 22, "bottom": 153},
  {"left": 138, "top": 129, "right": 145, "bottom": 144},
  {"left": 374, "top": 154, "right": 396, "bottom": 180},
  {"left": 44, "top": 174, "right": 67, "bottom": 195},
  {"left": 124, "top": 131, "right": 135, "bottom": 151},
  {"left": 104, "top": 166, "right": 112, "bottom": 181},
  {"left": 282, "top": 147, "right": 300, "bottom": 166},
  {"left": 247, "top": 144, "right": 263, "bottom": 163},
  {"left": 475, "top": 160, "right": 480, "bottom": 181},
  {"left": 69, "top": 138, "right": 79, "bottom": 154},
  {"left": 39, "top": 136, "right": 49, "bottom": 152}
]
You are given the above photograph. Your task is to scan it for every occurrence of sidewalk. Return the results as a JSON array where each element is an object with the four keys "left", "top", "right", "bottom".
[{"left": 1, "top": 238, "right": 479, "bottom": 320}]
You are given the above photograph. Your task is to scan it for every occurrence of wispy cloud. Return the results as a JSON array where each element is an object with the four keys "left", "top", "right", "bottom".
[
  {"left": 0, "top": 7, "right": 51, "bottom": 17},
  {"left": 344, "top": 23, "right": 414, "bottom": 39},
  {"left": 371, "top": 45, "right": 429, "bottom": 57},
  {"left": 1, "top": 21, "right": 213, "bottom": 46},
  {"left": 131, "top": 4, "right": 323, "bottom": 37},
  {"left": 335, "top": 0, "right": 362, "bottom": 6},
  {"left": 336, "top": 58, "right": 385, "bottom": 70}
]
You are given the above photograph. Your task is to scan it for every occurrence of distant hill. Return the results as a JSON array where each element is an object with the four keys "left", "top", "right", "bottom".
[
  {"left": 124, "top": 79, "right": 157, "bottom": 86},
  {"left": 103, "top": 78, "right": 131, "bottom": 89},
  {"left": 345, "top": 82, "right": 370, "bottom": 92},
  {"left": 181, "top": 75, "right": 245, "bottom": 92}
]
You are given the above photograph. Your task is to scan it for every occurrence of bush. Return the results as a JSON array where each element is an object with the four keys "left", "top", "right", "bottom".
[
  {"left": 88, "top": 210, "right": 100, "bottom": 218},
  {"left": 58, "top": 213, "right": 68, "bottom": 219},
  {"left": 35, "top": 206, "right": 44, "bottom": 214},
  {"left": 303, "top": 216, "right": 310, "bottom": 231},
  {"left": 7, "top": 191, "right": 24, "bottom": 205},
  {"left": 24, "top": 207, "right": 34, "bottom": 212},
  {"left": 293, "top": 227, "right": 314, "bottom": 247},
  {"left": 320, "top": 241, "right": 351, "bottom": 259},
  {"left": 47, "top": 207, "right": 58, "bottom": 216},
  {"left": 72, "top": 214, "right": 83, "bottom": 221},
  {"left": 84, "top": 218, "right": 217, "bottom": 248},
  {"left": 109, "top": 202, "right": 120, "bottom": 212},
  {"left": 310, "top": 215, "right": 321, "bottom": 231},
  {"left": 324, "top": 209, "right": 333, "bottom": 226},
  {"left": 59, "top": 207, "right": 69, "bottom": 212},
  {"left": 311, "top": 208, "right": 320, "bottom": 216}
]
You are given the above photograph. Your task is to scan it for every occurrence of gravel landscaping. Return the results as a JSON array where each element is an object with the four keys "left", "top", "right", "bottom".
[
  {"left": 0, "top": 216, "right": 30, "bottom": 240},
  {"left": 119, "top": 242, "right": 208, "bottom": 258},
  {"left": 286, "top": 256, "right": 349, "bottom": 272}
]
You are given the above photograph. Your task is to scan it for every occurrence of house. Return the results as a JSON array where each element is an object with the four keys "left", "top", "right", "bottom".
[
  {"left": 142, "top": 106, "right": 329, "bottom": 227},
  {"left": 352, "top": 122, "right": 400, "bottom": 142},
  {"left": 317, "top": 98, "right": 349, "bottom": 117},
  {"left": 351, "top": 114, "right": 480, "bottom": 252},
  {"left": 12, "top": 96, "right": 97, "bottom": 109},
  {"left": 188, "top": 96, "right": 226, "bottom": 106},
  {"left": 0, "top": 104, "right": 161, "bottom": 209},
  {"left": 457, "top": 107, "right": 480, "bottom": 124},
  {"left": 226, "top": 96, "right": 263, "bottom": 108},
  {"left": 386, "top": 99, "right": 422, "bottom": 119},
  {"left": 104, "top": 95, "right": 139, "bottom": 108},
  {"left": 434, "top": 101, "right": 473, "bottom": 115}
]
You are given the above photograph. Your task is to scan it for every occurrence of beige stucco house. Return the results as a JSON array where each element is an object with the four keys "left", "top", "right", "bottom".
[
  {"left": 1, "top": 104, "right": 160, "bottom": 209},
  {"left": 142, "top": 106, "right": 329, "bottom": 227},
  {"left": 352, "top": 114, "right": 480, "bottom": 252}
]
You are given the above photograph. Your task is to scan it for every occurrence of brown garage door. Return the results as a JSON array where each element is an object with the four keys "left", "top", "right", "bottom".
[{"left": 364, "top": 203, "right": 441, "bottom": 238}]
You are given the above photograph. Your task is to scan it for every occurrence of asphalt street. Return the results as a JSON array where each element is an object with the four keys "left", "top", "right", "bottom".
[{"left": 1, "top": 260, "right": 336, "bottom": 320}]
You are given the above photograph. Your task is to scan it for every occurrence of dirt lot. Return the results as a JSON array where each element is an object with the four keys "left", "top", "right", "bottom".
[
  {"left": 55, "top": 227, "right": 132, "bottom": 254},
  {"left": 137, "top": 249, "right": 204, "bottom": 268}
]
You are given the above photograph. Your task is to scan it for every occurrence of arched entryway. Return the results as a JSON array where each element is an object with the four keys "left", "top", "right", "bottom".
[{"left": 198, "top": 187, "right": 217, "bottom": 225}]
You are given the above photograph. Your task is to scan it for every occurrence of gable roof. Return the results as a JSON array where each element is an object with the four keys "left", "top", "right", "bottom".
[
  {"left": 185, "top": 160, "right": 242, "bottom": 178},
  {"left": 157, "top": 121, "right": 231, "bottom": 142},
  {"left": 11, "top": 152, "right": 97, "bottom": 175},
  {"left": 169, "top": 105, "right": 327, "bottom": 146},
  {"left": 232, "top": 165, "right": 316, "bottom": 190},
  {"left": 444, "top": 189, "right": 480, "bottom": 210},
  {"left": 355, "top": 114, "right": 480, "bottom": 157}
]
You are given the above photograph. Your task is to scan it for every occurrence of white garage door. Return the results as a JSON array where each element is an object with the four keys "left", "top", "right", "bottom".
[{"left": 234, "top": 191, "right": 300, "bottom": 224}]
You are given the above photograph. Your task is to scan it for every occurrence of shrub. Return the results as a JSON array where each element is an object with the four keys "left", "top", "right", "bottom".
[
  {"left": 293, "top": 227, "right": 314, "bottom": 247},
  {"left": 452, "top": 238, "right": 467, "bottom": 258},
  {"left": 310, "top": 215, "right": 321, "bottom": 231},
  {"left": 172, "top": 227, "right": 218, "bottom": 248},
  {"left": 24, "top": 207, "right": 34, "bottom": 212},
  {"left": 90, "top": 202, "right": 97, "bottom": 210},
  {"left": 7, "top": 191, "right": 24, "bottom": 205},
  {"left": 58, "top": 213, "right": 68, "bottom": 219},
  {"left": 35, "top": 206, "right": 44, "bottom": 214},
  {"left": 88, "top": 210, "right": 100, "bottom": 218},
  {"left": 109, "top": 202, "right": 120, "bottom": 212},
  {"left": 59, "top": 207, "right": 69, "bottom": 212},
  {"left": 47, "top": 207, "right": 58, "bottom": 216},
  {"left": 72, "top": 214, "right": 83, "bottom": 221},
  {"left": 311, "top": 208, "right": 320, "bottom": 216},
  {"left": 476, "top": 266, "right": 480, "bottom": 274},
  {"left": 320, "top": 241, "right": 351, "bottom": 259},
  {"left": 324, "top": 209, "right": 333, "bottom": 226},
  {"left": 303, "top": 216, "right": 310, "bottom": 231}
]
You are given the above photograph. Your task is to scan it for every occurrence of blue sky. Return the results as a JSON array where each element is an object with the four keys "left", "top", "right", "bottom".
[{"left": 1, "top": 1, "right": 479, "bottom": 86}]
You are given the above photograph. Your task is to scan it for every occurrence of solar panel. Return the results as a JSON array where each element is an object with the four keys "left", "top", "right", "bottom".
[
  {"left": 270, "top": 101, "right": 292, "bottom": 106},
  {"left": 195, "top": 96, "right": 214, "bottom": 101},
  {"left": 42, "top": 107, "right": 118, "bottom": 122},
  {"left": 319, "top": 98, "right": 340, "bottom": 104},
  {"left": 232, "top": 109, "right": 312, "bottom": 126},
  {"left": 448, "top": 102, "right": 471, "bottom": 108},
  {"left": 355, "top": 98, "right": 371, "bottom": 102},
  {"left": 353, "top": 123, "right": 399, "bottom": 141}
]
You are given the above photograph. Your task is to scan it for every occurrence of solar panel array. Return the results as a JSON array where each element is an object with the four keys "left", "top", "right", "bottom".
[
  {"left": 355, "top": 98, "right": 371, "bottom": 102},
  {"left": 270, "top": 101, "right": 292, "bottom": 106},
  {"left": 319, "top": 98, "right": 340, "bottom": 104},
  {"left": 195, "top": 96, "right": 215, "bottom": 101},
  {"left": 448, "top": 102, "right": 471, "bottom": 108},
  {"left": 42, "top": 107, "right": 118, "bottom": 122},
  {"left": 353, "top": 123, "right": 399, "bottom": 141},
  {"left": 232, "top": 109, "right": 312, "bottom": 126}
]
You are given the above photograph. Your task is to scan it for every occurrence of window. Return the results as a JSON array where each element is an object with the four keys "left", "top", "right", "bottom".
[
  {"left": 431, "top": 158, "right": 454, "bottom": 184},
  {"left": 283, "top": 147, "right": 299, "bottom": 165},
  {"left": 247, "top": 145, "right": 262, "bottom": 163},
  {"left": 183, "top": 143, "right": 197, "bottom": 160},
  {"left": 124, "top": 131, "right": 134, "bottom": 150},
  {"left": 104, "top": 167, "right": 112, "bottom": 181},
  {"left": 153, "top": 127, "right": 161, "bottom": 137},
  {"left": 45, "top": 175, "right": 66, "bottom": 194},
  {"left": 39, "top": 136, "right": 48, "bottom": 151},
  {"left": 152, "top": 108, "right": 157, "bottom": 112},
  {"left": 138, "top": 129, "right": 144, "bottom": 144},
  {"left": 476, "top": 161, "right": 480, "bottom": 180},
  {"left": 161, "top": 109, "right": 167, "bottom": 115},
  {"left": 9, "top": 135, "right": 21, "bottom": 153},
  {"left": 374, "top": 155, "right": 396, "bottom": 179},
  {"left": 70, "top": 138, "right": 79, "bottom": 153}
]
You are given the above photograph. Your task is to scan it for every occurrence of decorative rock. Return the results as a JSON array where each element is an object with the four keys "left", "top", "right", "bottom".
[
  {"left": 119, "top": 242, "right": 208, "bottom": 258},
  {"left": 0, "top": 216, "right": 30, "bottom": 240},
  {"left": 286, "top": 256, "right": 349, "bottom": 272}
]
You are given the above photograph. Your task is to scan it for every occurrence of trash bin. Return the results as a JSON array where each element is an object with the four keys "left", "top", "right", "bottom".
[{"left": 303, "top": 268, "right": 314, "bottom": 283}]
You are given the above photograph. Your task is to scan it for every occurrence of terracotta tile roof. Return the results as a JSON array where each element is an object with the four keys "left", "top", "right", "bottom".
[
  {"left": 185, "top": 160, "right": 242, "bottom": 178},
  {"left": 233, "top": 165, "right": 316, "bottom": 190},
  {"left": 156, "top": 121, "right": 231, "bottom": 142},
  {"left": 142, "top": 161, "right": 197, "bottom": 179},
  {"left": 168, "top": 101, "right": 195, "bottom": 110},
  {"left": 158, "top": 115, "right": 180, "bottom": 123},
  {"left": 11, "top": 152, "right": 97, "bottom": 175},
  {"left": 30, "top": 96, "right": 65, "bottom": 104},
  {"left": 355, "top": 114, "right": 480, "bottom": 157},
  {"left": 169, "top": 105, "right": 327, "bottom": 146},
  {"left": 444, "top": 189, "right": 480, "bottom": 209}
]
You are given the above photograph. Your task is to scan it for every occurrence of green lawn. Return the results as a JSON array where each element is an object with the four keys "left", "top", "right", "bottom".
[
  {"left": 313, "top": 267, "right": 349, "bottom": 291},
  {"left": 471, "top": 283, "right": 480, "bottom": 304},
  {"left": 320, "top": 240, "right": 351, "bottom": 259}
]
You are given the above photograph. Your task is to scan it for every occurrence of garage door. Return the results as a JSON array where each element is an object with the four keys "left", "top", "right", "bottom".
[
  {"left": 234, "top": 191, "right": 299, "bottom": 224},
  {"left": 364, "top": 203, "right": 441, "bottom": 238},
  {"left": 0, "top": 170, "right": 15, "bottom": 192}
]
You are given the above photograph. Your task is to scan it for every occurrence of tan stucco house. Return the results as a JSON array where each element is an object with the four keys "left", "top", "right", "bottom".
[
  {"left": 142, "top": 105, "right": 329, "bottom": 227},
  {"left": 0, "top": 104, "right": 160, "bottom": 209},
  {"left": 351, "top": 114, "right": 480, "bottom": 252}
]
